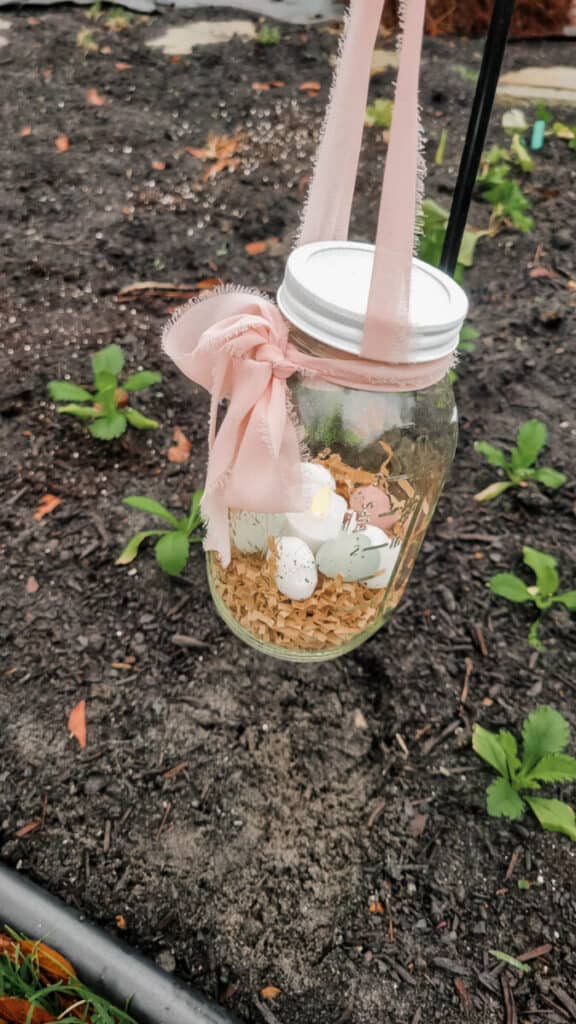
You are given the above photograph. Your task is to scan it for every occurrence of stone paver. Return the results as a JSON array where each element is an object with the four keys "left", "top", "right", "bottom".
[
  {"left": 146, "top": 19, "right": 256, "bottom": 54},
  {"left": 497, "top": 65, "right": 576, "bottom": 106}
]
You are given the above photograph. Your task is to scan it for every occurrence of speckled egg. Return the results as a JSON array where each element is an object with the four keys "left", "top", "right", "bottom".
[
  {"left": 359, "top": 525, "right": 400, "bottom": 590},
  {"left": 316, "top": 532, "right": 380, "bottom": 583},
  {"left": 350, "top": 485, "right": 400, "bottom": 533},
  {"left": 272, "top": 536, "right": 318, "bottom": 601}
]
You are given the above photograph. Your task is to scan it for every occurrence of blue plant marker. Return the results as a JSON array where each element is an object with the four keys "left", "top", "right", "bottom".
[{"left": 531, "top": 120, "right": 546, "bottom": 151}]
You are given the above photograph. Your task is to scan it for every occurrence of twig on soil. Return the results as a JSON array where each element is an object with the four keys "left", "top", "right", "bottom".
[
  {"left": 103, "top": 818, "right": 112, "bottom": 854},
  {"left": 471, "top": 624, "right": 488, "bottom": 657},
  {"left": 433, "top": 958, "right": 472, "bottom": 976},
  {"left": 253, "top": 997, "right": 283, "bottom": 1024},
  {"left": 378, "top": 954, "right": 417, "bottom": 987},
  {"left": 504, "top": 846, "right": 523, "bottom": 881},
  {"left": 420, "top": 719, "right": 460, "bottom": 756},
  {"left": 454, "top": 977, "right": 474, "bottom": 1013},
  {"left": 171, "top": 634, "right": 210, "bottom": 650},
  {"left": 156, "top": 801, "right": 172, "bottom": 840},
  {"left": 460, "top": 657, "right": 473, "bottom": 705},
  {"left": 501, "top": 974, "right": 518, "bottom": 1024},
  {"left": 551, "top": 987, "right": 576, "bottom": 1021}
]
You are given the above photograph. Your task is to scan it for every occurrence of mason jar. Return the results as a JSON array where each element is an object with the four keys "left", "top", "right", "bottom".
[{"left": 207, "top": 242, "right": 467, "bottom": 662}]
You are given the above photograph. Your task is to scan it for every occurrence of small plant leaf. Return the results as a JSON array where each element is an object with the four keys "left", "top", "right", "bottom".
[
  {"left": 486, "top": 777, "right": 526, "bottom": 820},
  {"left": 530, "top": 467, "right": 566, "bottom": 489},
  {"left": 499, "top": 730, "right": 521, "bottom": 777},
  {"left": 489, "top": 573, "right": 533, "bottom": 603},
  {"left": 528, "top": 617, "right": 544, "bottom": 652},
  {"left": 522, "top": 707, "right": 569, "bottom": 768},
  {"left": 92, "top": 343, "right": 124, "bottom": 378},
  {"left": 124, "top": 408, "right": 159, "bottom": 430},
  {"left": 525, "top": 797, "right": 576, "bottom": 842},
  {"left": 474, "top": 441, "right": 508, "bottom": 468},
  {"left": 89, "top": 412, "right": 127, "bottom": 440},
  {"left": 472, "top": 725, "right": 508, "bottom": 777},
  {"left": 187, "top": 489, "right": 204, "bottom": 534},
  {"left": 155, "top": 532, "right": 190, "bottom": 576},
  {"left": 123, "top": 496, "right": 180, "bottom": 527},
  {"left": 123, "top": 370, "right": 163, "bottom": 392},
  {"left": 514, "top": 419, "right": 547, "bottom": 468},
  {"left": 488, "top": 950, "right": 531, "bottom": 973},
  {"left": 554, "top": 590, "right": 576, "bottom": 611},
  {"left": 48, "top": 380, "right": 94, "bottom": 402},
  {"left": 526, "top": 754, "right": 576, "bottom": 784},
  {"left": 116, "top": 530, "right": 166, "bottom": 565},
  {"left": 474, "top": 481, "right": 514, "bottom": 503},
  {"left": 522, "top": 546, "right": 559, "bottom": 598},
  {"left": 57, "top": 403, "right": 102, "bottom": 419}
]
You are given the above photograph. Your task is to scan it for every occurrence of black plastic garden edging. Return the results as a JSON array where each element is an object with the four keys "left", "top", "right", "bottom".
[{"left": 0, "top": 862, "right": 240, "bottom": 1024}]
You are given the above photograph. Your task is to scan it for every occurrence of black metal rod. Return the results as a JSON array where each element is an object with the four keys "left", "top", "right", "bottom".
[
  {"left": 0, "top": 863, "right": 239, "bottom": 1024},
  {"left": 441, "top": 0, "right": 516, "bottom": 275}
]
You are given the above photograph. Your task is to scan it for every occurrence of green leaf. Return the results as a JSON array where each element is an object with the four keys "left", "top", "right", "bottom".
[
  {"left": 552, "top": 121, "right": 575, "bottom": 141},
  {"left": 94, "top": 371, "right": 118, "bottom": 393},
  {"left": 116, "top": 530, "right": 166, "bottom": 565},
  {"left": 123, "top": 370, "right": 163, "bottom": 392},
  {"left": 91, "top": 344, "right": 124, "bottom": 378},
  {"left": 525, "top": 797, "right": 576, "bottom": 842},
  {"left": 186, "top": 489, "right": 204, "bottom": 534},
  {"left": 526, "top": 754, "right": 576, "bottom": 784},
  {"left": 522, "top": 546, "right": 559, "bottom": 597},
  {"left": 48, "top": 380, "right": 94, "bottom": 402},
  {"left": 365, "top": 98, "right": 394, "bottom": 129},
  {"left": 510, "top": 132, "right": 534, "bottom": 172},
  {"left": 554, "top": 591, "right": 576, "bottom": 611},
  {"left": 124, "top": 408, "right": 159, "bottom": 431},
  {"left": 434, "top": 127, "right": 448, "bottom": 166},
  {"left": 474, "top": 441, "right": 508, "bottom": 468},
  {"left": 155, "top": 532, "right": 190, "bottom": 576},
  {"left": 89, "top": 412, "right": 127, "bottom": 440},
  {"left": 458, "top": 226, "right": 488, "bottom": 268},
  {"left": 459, "top": 324, "right": 480, "bottom": 352},
  {"left": 472, "top": 725, "right": 508, "bottom": 777},
  {"left": 57, "top": 403, "right": 102, "bottom": 419},
  {"left": 489, "top": 573, "right": 533, "bottom": 603},
  {"left": 522, "top": 707, "right": 570, "bottom": 769},
  {"left": 486, "top": 777, "right": 526, "bottom": 820},
  {"left": 488, "top": 950, "right": 531, "bottom": 974},
  {"left": 528, "top": 618, "right": 544, "bottom": 652},
  {"left": 474, "top": 481, "right": 514, "bottom": 503},
  {"left": 514, "top": 419, "right": 547, "bottom": 468},
  {"left": 531, "top": 467, "right": 566, "bottom": 489},
  {"left": 123, "top": 496, "right": 180, "bottom": 527},
  {"left": 499, "top": 730, "right": 521, "bottom": 777}
]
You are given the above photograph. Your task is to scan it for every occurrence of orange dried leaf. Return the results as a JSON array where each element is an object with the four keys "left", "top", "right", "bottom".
[
  {"left": 86, "top": 87, "right": 107, "bottom": 106},
  {"left": 25, "top": 576, "right": 39, "bottom": 595},
  {"left": 252, "top": 81, "right": 285, "bottom": 91},
  {"left": 369, "top": 901, "right": 385, "bottom": 914},
  {"left": 15, "top": 819, "right": 41, "bottom": 838},
  {"left": 19, "top": 126, "right": 32, "bottom": 137},
  {"left": 68, "top": 700, "right": 87, "bottom": 749},
  {"left": 55, "top": 134, "right": 70, "bottom": 153},
  {"left": 33, "top": 494, "right": 62, "bottom": 520},
  {"left": 299, "top": 80, "right": 322, "bottom": 92},
  {"left": 168, "top": 426, "right": 192, "bottom": 464},
  {"left": 0, "top": 998, "right": 54, "bottom": 1024},
  {"left": 115, "top": 914, "right": 127, "bottom": 930},
  {"left": 260, "top": 987, "right": 281, "bottom": 1000},
  {"left": 151, "top": 159, "right": 166, "bottom": 171},
  {"left": 245, "top": 240, "right": 269, "bottom": 256},
  {"left": 115, "top": 61, "right": 132, "bottom": 70}
]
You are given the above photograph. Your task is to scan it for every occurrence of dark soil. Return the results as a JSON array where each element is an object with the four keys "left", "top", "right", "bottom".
[{"left": 1, "top": 8, "right": 576, "bottom": 1023}]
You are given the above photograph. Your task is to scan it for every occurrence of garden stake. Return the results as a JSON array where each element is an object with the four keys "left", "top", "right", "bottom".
[{"left": 441, "top": 0, "right": 516, "bottom": 275}]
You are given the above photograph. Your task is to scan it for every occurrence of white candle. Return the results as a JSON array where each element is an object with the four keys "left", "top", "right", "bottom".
[
  {"left": 272, "top": 536, "right": 318, "bottom": 601},
  {"left": 230, "top": 510, "right": 285, "bottom": 554},
  {"left": 284, "top": 485, "right": 348, "bottom": 555},
  {"left": 300, "top": 462, "right": 336, "bottom": 500}
]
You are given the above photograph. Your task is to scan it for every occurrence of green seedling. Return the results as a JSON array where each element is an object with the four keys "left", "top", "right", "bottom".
[
  {"left": 477, "top": 146, "right": 533, "bottom": 232},
  {"left": 255, "top": 24, "right": 281, "bottom": 45},
  {"left": 488, "top": 950, "right": 531, "bottom": 974},
  {"left": 473, "top": 706, "right": 576, "bottom": 841},
  {"left": 434, "top": 128, "right": 448, "bottom": 166},
  {"left": 105, "top": 6, "right": 134, "bottom": 30},
  {"left": 76, "top": 27, "right": 98, "bottom": 51},
  {"left": 365, "top": 98, "right": 394, "bottom": 129},
  {"left": 418, "top": 198, "right": 488, "bottom": 284},
  {"left": 453, "top": 64, "right": 479, "bottom": 83},
  {"left": 117, "top": 491, "right": 204, "bottom": 576},
  {"left": 458, "top": 323, "right": 480, "bottom": 353},
  {"left": 48, "top": 344, "right": 162, "bottom": 441},
  {"left": 489, "top": 546, "right": 576, "bottom": 651},
  {"left": 552, "top": 122, "right": 576, "bottom": 151},
  {"left": 85, "top": 1, "right": 102, "bottom": 20},
  {"left": 474, "top": 419, "right": 566, "bottom": 502}
]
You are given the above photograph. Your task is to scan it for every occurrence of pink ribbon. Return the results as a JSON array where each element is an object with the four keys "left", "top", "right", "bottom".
[{"left": 163, "top": 290, "right": 452, "bottom": 565}]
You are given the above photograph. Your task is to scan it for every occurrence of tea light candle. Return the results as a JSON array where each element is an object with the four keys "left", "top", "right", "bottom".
[
  {"left": 272, "top": 536, "right": 318, "bottom": 601},
  {"left": 230, "top": 510, "right": 285, "bottom": 554},
  {"left": 350, "top": 485, "right": 400, "bottom": 533},
  {"left": 301, "top": 461, "right": 336, "bottom": 499},
  {"left": 359, "top": 525, "right": 399, "bottom": 590},
  {"left": 284, "top": 485, "right": 348, "bottom": 555}
]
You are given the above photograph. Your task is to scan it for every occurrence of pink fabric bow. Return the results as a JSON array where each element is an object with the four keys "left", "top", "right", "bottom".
[{"left": 163, "top": 289, "right": 454, "bottom": 566}]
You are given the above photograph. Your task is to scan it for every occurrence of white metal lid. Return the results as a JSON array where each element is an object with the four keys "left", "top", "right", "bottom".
[{"left": 277, "top": 241, "right": 469, "bottom": 362}]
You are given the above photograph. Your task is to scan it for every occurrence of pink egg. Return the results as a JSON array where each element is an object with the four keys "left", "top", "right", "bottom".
[{"left": 350, "top": 485, "right": 400, "bottom": 533}]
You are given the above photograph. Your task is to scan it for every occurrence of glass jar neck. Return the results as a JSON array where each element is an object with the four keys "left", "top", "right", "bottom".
[{"left": 288, "top": 324, "right": 366, "bottom": 364}]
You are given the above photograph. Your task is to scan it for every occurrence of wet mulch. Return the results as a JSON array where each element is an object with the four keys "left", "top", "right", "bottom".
[{"left": 1, "top": 8, "right": 575, "bottom": 1024}]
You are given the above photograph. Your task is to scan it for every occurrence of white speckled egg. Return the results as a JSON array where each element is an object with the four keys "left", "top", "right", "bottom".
[
  {"left": 359, "top": 525, "right": 400, "bottom": 590},
  {"left": 272, "top": 536, "right": 318, "bottom": 601},
  {"left": 316, "top": 532, "right": 380, "bottom": 583}
]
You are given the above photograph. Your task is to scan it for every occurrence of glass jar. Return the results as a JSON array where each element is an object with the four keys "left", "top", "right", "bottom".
[
  {"left": 207, "top": 243, "right": 466, "bottom": 662},
  {"left": 207, "top": 330, "right": 457, "bottom": 661}
]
